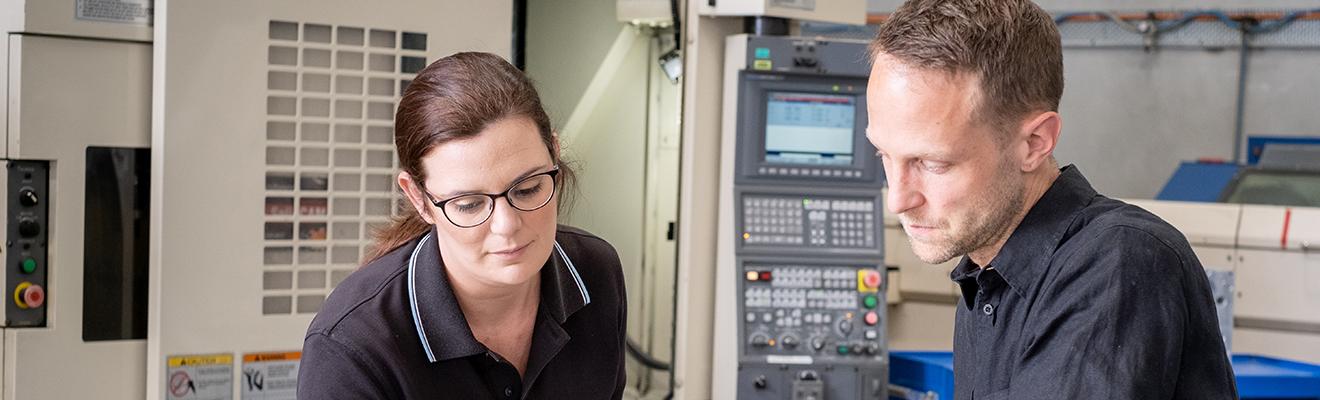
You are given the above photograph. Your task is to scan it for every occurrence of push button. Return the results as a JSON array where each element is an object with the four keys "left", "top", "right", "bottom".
[{"left": 20, "top": 258, "right": 37, "bottom": 274}]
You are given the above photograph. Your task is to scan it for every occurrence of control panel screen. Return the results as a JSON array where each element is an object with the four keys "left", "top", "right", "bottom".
[{"left": 764, "top": 91, "right": 856, "bottom": 167}]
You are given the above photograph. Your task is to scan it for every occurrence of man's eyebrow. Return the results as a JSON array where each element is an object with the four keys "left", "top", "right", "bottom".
[{"left": 435, "top": 164, "right": 552, "bottom": 198}]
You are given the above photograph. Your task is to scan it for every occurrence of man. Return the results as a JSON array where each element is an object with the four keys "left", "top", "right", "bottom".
[{"left": 865, "top": 0, "right": 1237, "bottom": 398}]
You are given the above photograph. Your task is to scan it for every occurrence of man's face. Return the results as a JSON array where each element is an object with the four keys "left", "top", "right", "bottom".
[{"left": 866, "top": 55, "right": 1025, "bottom": 264}]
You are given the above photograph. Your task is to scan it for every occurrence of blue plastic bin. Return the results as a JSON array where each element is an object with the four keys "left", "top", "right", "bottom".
[{"left": 889, "top": 351, "right": 1320, "bottom": 400}]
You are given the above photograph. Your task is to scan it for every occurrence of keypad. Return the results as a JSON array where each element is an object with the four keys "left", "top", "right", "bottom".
[{"left": 742, "top": 196, "right": 875, "bottom": 249}]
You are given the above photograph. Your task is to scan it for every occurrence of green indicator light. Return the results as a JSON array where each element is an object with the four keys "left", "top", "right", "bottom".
[
  {"left": 20, "top": 258, "right": 36, "bottom": 274},
  {"left": 832, "top": 85, "right": 840, "bottom": 91},
  {"left": 837, "top": 345, "right": 849, "bottom": 355},
  {"left": 863, "top": 295, "right": 878, "bottom": 309},
  {"left": 802, "top": 199, "right": 810, "bottom": 206}
]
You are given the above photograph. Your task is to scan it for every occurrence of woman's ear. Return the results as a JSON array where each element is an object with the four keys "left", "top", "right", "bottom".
[{"left": 397, "top": 171, "right": 437, "bottom": 225}]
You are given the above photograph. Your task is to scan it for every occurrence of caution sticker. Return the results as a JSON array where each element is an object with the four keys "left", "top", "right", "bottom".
[
  {"left": 166, "top": 353, "right": 234, "bottom": 400},
  {"left": 240, "top": 351, "right": 301, "bottom": 400}
]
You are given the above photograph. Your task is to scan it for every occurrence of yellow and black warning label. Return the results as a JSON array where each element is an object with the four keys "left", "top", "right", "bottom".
[{"left": 166, "top": 353, "right": 234, "bottom": 400}]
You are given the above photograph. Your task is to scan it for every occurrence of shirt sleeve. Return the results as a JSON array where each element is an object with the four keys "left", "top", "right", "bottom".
[
  {"left": 298, "top": 332, "right": 393, "bottom": 400},
  {"left": 1006, "top": 225, "right": 1220, "bottom": 399}
]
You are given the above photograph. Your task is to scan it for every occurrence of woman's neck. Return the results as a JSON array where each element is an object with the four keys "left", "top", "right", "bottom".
[{"left": 447, "top": 267, "right": 541, "bottom": 330}]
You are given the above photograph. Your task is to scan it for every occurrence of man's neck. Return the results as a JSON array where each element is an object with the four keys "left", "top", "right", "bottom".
[{"left": 968, "top": 166, "right": 1061, "bottom": 267}]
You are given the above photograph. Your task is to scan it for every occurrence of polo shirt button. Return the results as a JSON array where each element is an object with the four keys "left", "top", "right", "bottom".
[
  {"left": 983, "top": 304, "right": 994, "bottom": 315},
  {"left": 504, "top": 387, "right": 513, "bottom": 397}
]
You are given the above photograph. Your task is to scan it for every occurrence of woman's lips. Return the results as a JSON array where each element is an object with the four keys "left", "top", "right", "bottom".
[{"left": 490, "top": 241, "right": 531, "bottom": 258}]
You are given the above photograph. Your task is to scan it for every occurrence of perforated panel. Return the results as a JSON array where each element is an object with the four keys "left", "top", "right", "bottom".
[{"left": 262, "top": 20, "right": 426, "bottom": 315}]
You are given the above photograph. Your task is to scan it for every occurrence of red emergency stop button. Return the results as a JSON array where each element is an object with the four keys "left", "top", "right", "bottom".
[
  {"left": 14, "top": 282, "right": 44, "bottom": 309},
  {"left": 23, "top": 284, "right": 44, "bottom": 308},
  {"left": 864, "top": 311, "right": 878, "bottom": 326},
  {"left": 863, "top": 270, "right": 882, "bottom": 289}
]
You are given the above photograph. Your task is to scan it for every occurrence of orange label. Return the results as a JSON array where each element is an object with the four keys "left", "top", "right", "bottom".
[{"left": 243, "top": 351, "right": 301, "bottom": 363}]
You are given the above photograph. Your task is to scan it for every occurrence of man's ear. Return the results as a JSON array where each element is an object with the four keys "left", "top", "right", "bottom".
[
  {"left": 1019, "top": 111, "right": 1061, "bottom": 172},
  {"left": 397, "top": 171, "right": 437, "bottom": 225}
]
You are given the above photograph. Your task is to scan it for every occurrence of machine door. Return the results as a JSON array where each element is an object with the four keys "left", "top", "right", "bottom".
[{"left": 151, "top": 2, "right": 511, "bottom": 399}]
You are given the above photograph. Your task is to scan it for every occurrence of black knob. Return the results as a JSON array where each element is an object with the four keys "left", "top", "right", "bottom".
[
  {"left": 18, "top": 220, "right": 40, "bottom": 238},
  {"left": 864, "top": 343, "right": 879, "bottom": 355},
  {"left": 18, "top": 189, "right": 38, "bottom": 207},
  {"left": 753, "top": 375, "right": 768, "bottom": 389},
  {"left": 750, "top": 334, "right": 770, "bottom": 347},
  {"left": 809, "top": 337, "right": 825, "bottom": 351},
  {"left": 781, "top": 335, "right": 799, "bottom": 349}
]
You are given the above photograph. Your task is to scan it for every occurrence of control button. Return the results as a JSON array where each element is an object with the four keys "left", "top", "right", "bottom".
[
  {"left": 864, "top": 330, "right": 878, "bottom": 340},
  {"left": 810, "top": 337, "right": 825, "bottom": 351},
  {"left": 762, "top": 312, "right": 773, "bottom": 323},
  {"left": 863, "top": 270, "right": 882, "bottom": 289},
  {"left": 18, "top": 219, "right": 40, "bottom": 238},
  {"left": 850, "top": 343, "right": 863, "bottom": 354},
  {"left": 20, "top": 258, "right": 37, "bottom": 274},
  {"left": 753, "top": 375, "right": 768, "bottom": 389},
  {"left": 864, "top": 311, "right": 879, "bottom": 326},
  {"left": 746, "top": 312, "right": 756, "bottom": 323},
  {"left": 864, "top": 342, "right": 879, "bottom": 355},
  {"left": 746, "top": 271, "right": 759, "bottom": 281},
  {"left": 863, "top": 295, "right": 878, "bottom": 309},
  {"left": 759, "top": 271, "right": 772, "bottom": 281},
  {"left": 836, "top": 345, "right": 849, "bottom": 355},
  {"left": 19, "top": 189, "right": 39, "bottom": 207}
]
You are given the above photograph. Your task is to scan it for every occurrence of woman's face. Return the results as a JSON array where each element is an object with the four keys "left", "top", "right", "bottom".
[{"left": 400, "top": 116, "right": 558, "bottom": 289}]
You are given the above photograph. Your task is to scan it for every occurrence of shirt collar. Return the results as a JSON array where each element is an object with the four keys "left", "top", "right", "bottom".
[
  {"left": 406, "top": 227, "right": 592, "bottom": 362},
  {"left": 949, "top": 165, "right": 1098, "bottom": 300}
]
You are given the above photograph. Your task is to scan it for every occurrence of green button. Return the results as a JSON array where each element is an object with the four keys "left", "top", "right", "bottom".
[
  {"left": 20, "top": 258, "right": 37, "bottom": 274},
  {"left": 837, "top": 345, "right": 849, "bottom": 355},
  {"left": 863, "top": 295, "right": 878, "bottom": 309}
]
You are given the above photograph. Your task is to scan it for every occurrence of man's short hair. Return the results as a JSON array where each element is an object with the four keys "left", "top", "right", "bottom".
[{"left": 870, "top": 0, "right": 1063, "bottom": 135}]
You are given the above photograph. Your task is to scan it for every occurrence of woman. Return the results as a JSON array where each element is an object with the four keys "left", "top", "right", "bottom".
[{"left": 298, "top": 52, "right": 627, "bottom": 399}]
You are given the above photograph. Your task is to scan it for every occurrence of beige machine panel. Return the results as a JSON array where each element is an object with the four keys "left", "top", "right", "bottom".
[
  {"left": 698, "top": 0, "right": 866, "bottom": 25},
  {"left": 3, "top": 34, "right": 151, "bottom": 400},
  {"left": 150, "top": 1, "right": 511, "bottom": 399},
  {"left": 0, "top": 0, "right": 151, "bottom": 42}
]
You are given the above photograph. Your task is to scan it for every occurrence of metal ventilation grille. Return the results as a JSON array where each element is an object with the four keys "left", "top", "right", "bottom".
[{"left": 263, "top": 20, "right": 426, "bottom": 315}]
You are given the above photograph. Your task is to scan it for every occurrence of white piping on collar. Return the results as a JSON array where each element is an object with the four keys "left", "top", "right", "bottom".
[
  {"left": 554, "top": 241, "right": 591, "bottom": 305},
  {"left": 407, "top": 232, "right": 438, "bottom": 362}
]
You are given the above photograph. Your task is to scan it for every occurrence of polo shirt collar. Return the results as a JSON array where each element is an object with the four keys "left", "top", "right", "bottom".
[
  {"left": 950, "top": 165, "right": 1097, "bottom": 301},
  {"left": 406, "top": 227, "right": 592, "bottom": 363}
]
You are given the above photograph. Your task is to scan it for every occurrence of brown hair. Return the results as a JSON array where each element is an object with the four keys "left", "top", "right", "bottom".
[
  {"left": 870, "top": 0, "right": 1063, "bottom": 136},
  {"left": 365, "top": 52, "right": 575, "bottom": 264}
]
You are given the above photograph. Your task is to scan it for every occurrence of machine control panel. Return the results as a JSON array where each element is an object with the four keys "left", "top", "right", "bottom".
[
  {"left": 740, "top": 264, "right": 887, "bottom": 362},
  {"left": 725, "top": 35, "right": 885, "bottom": 400},
  {"left": 5, "top": 161, "right": 50, "bottom": 327}
]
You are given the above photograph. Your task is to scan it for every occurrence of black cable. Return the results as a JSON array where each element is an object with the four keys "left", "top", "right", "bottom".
[
  {"left": 668, "top": 0, "right": 682, "bottom": 51},
  {"left": 626, "top": 335, "right": 672, "bottom": 371}
]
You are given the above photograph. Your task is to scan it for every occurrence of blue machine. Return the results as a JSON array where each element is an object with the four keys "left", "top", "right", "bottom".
[
  {"left": 1157, "top": 136, "right": 1320, "bottom": 206},
  {"left": 889, "top": 351, "right": 1320, "bottom": 400}
]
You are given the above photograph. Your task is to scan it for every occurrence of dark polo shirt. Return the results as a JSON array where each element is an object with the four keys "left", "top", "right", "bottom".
[
  {"left": 950, "top": 166, "right": 1237, "bottom": 399},
  {"left": 298, "top": 225, "right": 626, "bottom": 399}
]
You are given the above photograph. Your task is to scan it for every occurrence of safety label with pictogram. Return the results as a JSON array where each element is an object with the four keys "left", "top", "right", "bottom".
[
  {"left": 240, "top": 351, "right": 300, "bottom": 400},
  {"left": 166, "top": 353, "right": 234, "bottom": 400}
]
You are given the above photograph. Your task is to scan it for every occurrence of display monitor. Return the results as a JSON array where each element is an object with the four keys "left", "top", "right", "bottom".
[{"left": 763, "top": 91, "right": 856, "bottom": 167}]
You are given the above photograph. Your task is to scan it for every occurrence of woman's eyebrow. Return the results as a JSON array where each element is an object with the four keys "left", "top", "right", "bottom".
[{"left": 436, "top": 164, "right": 552, "bottom": 198}]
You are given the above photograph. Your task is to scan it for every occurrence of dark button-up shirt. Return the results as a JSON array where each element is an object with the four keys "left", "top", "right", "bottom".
[
  {"left": 951, "top": 166, "right": 1237, "bottom": 399},
  {"left": 298, "top": 225, "right": 627, "bottom": 399}
]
